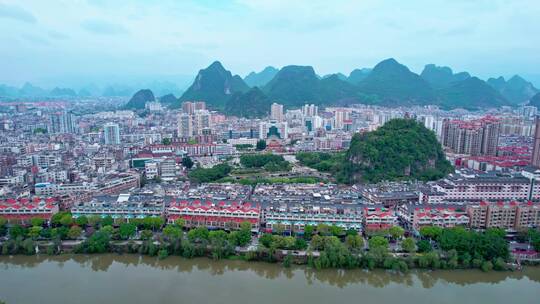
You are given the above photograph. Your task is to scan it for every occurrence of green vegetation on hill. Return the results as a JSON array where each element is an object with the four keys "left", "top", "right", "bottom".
[
  {"left": 225, "top": 87, "right": 272, "bottom": 118},
  {"left": 487, "top": 75, "right": 538, "bottom": 104},
  {"left": 346, "top": 68, "right": 371, "bottom": 84},
  {"left": 263, "top": 65, "right": 322, "bottom": 106},
  {"left": 437, "top": 77, "right": 507, "bottom": 109},
  {"left": 420, "top": 64, "right": 470, "bottom": 88},
  {"left": 125, "top": 89, "right": 155, "bottom": 109},
  {"left": 159, "top": 93, "right": 177, "bottom": 106},
  {"left": 345, "top": 118, "right": 453, "bottom": 183},
  {"left": 179, "top": 61, "right": 249, "bottom": 109},
  {"left": 169, "top": 59, "right": 534, "bottom": 116},
  {"left": 528, "top": 92, "right": 540, "bottom": 109},
  {"left": 358, "top": 58, "right": 436, "bottom": 105}
]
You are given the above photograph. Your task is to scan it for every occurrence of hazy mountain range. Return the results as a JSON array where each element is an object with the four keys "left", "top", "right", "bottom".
[
  {"left": 0, "top": 79, "right": 188, "bottom": 99},
  {"left": 133, "top": 59, "right": 536, "bottom": 115},
  {"left": 3, "top": 58, "right": 539, "bottom": 115}
]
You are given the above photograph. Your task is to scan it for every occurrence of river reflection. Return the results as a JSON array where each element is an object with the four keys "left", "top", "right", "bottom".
[
  {"left": 1, "top": 254, "right": 539, "bottom": 287},
  {"left": 1, "top": 254, "right": 539, "bottom": 304}
]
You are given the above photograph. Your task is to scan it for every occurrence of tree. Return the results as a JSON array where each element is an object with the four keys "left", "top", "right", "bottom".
[
  {"left": 389, "top": 226, "right": 404, "bottom": 240},
  {"left": 140, "top": 229, "right": 153, "bottom": 240},
  {"left": 102, "top": 216, "right": 114, "bottom": 227},
  {"left": 60, "top": 214, "right": 73, "bottom": 227},
  {"left": 51, "top": 212, "right": 70, "bottom": 226},
  {"left": 162, "top": 138, "right": 172, "bottom": 145},
  {"left": 481, "top": 260, "right": 493, "bottom": 272},
  {"left": 401, "top": 237, "right": 416, "bottom": 253},
  {"left": 256, "top": 139, "right": 267, "bottom": 150},
  {"left": 75, "top": 216, "right": 88, "bottom": 227},
  {"left": 259, "top": 233, "right": 274, "bottom": 248},
  {"left": 174, "top": 218, "right": 185, "bottom": 229},
  {"left": 143, "top": 217, "right": 164, "bottom": 231},
  {"left": 419, "top": 226, "right": 443, "bottom": 240},
  {"left": 163, "top": 225, "right": 182, "bottom": 240},
  {"left": 83, "top": 231, "right": 110, "bottom": 253},
  {"left": 316, "top": 223, "right": 330, "bottom": 236},
  {"left": 345, "top": 234, "right": 364, "bottom": 251},
  {"left": 9, "top": 225, "right": 26, "bottom": 239},
  {"left": 30, "top": 217, "right": 45, "bottom": 227},
  {"left": 529, "top": 229, "right": 540, "bottom": 251},
  {"left": 368, "top": 236, "right": 389, "bottom": 251},
  {"left": 100, "top": 225, "right": 114, "bottom": 236},
  {"left": 303, "top": 225, "right": 315, "bottom": 240},
  {"left": 67, "top": 226, "right": 83, "bottom": 239},
  {"left": 416, "top": 239, "right": 432, "bottom": 253},
  {"left": 310, "top": 235, "right": 325, "bottom": 250},
  {"left": 27, "top": 226, "right": 43, "bottom": 240},
  {"left": 187, "top": 227, "right": 209, "bottom": 242},
  {"left": 235, "top": 222, "right": 252, "bottom": 246},
  {"left": 182, "top": 156, "right": 194, "bottom": 169},
  {"left": 119, "top": 223, "right": 136, "bottom": 240},
  {"left": 329, "top": 225, "right": 344, "bottom": 237},
  {"left": 87, "top": 215, "right": 101, "bottom": 228}
]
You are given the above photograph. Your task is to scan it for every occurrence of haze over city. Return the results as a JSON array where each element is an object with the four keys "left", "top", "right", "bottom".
[
  {"left": 2, "top": 1, "right": 540, "bottom": 304},
  {"left": 1, "top": 0, "right": 539, "bottom": 88}
]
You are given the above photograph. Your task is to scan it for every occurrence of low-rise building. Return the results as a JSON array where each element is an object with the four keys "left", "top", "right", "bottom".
[
  {"left": 0, "top": 197, "right": 59, "bottom": 223},
  {"left": 398, "top": 203, "right": 469, "bottom": 230},
  {"left": 263, "top": 205, "right": 363, "bottom": 233},
  {"left": 167, "top": 200, "right": 260, "bottom": 231},
  {"left": 71, "top": 193, "right": 164, "bottom": 220},
  {"left": 363, "top": 206, "right": 398, "bottom": 231}
]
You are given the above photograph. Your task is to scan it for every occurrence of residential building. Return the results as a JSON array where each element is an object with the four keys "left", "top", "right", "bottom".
[
  {"left": 167, "top": 200, "right": 261, "bottom": 230},
  {"left": 104, "top": 123, "right": 121, "bottom": 145},
  {"left": 271, "top": 103, "right": 284, "bottom": 122}
]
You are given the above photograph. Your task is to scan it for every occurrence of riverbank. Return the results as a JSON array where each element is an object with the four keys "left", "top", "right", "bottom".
[{"left": 1, "top": 254, "right": 539, "bottom": 304}]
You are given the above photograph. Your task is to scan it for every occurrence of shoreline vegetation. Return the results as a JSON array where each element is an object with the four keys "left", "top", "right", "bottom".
[{"left": 2, "top": 214, "right": 538, "bottom": 273}]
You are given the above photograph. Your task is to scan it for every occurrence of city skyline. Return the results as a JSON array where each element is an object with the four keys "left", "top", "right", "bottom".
[{"left": 1, "top": 0, "right": 539, "bottom": 87}]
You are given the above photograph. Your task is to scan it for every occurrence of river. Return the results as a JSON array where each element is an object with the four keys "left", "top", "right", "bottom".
[{"left": 0, "top": 254, "right": 539, "bottom": 304}]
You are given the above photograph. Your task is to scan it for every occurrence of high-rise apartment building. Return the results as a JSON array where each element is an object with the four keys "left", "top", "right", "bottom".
[
  {"left": 103, "top": 123, "right": 121, "bottom": 145},
  {"left": 270, "top": 103, "right": 284, "bottom": 122},
  {"left": 302, "top": 104, "right": 318, "bottom": 117},
  {"left": 177, "top": 113, "right": 194, "bottom": 138},
  {"left": 48, "top": 111, "right": 76, "bottom": 134},
  {"left": 531, "top": 116, "right": 540, "bottom": 167},
  {"left": 441, "top": 116, "right": 500, "bottom": 156},
  {"left": 177, "top": 109, "right": 212, "bottom": 139},
  {"left": 193, "top": 110, "right": 212, "bottom": 134},
  {"left": 182, "top": 101, "right": 206, "bottom": 115}
]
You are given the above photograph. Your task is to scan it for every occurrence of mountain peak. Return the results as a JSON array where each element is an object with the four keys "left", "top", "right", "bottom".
[
  {"left": 208, "top": 60, "right": 225, "bottom": 70},
  {"left": 180, "top": 61, "right": 249, "bottom": 107},
  {"left": 244, "top": 66, "right": 279, "bottom": 87},
  {"left": 124, "top": 89, "right": 155, "bottom": 110}
]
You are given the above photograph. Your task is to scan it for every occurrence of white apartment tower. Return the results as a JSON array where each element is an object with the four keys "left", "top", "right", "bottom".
[
  {"left": 271, "top": 103, "right": 284, "bottom": 122},
  {"left": 103, "top": 123, "right": 120, "bottom": 145}
]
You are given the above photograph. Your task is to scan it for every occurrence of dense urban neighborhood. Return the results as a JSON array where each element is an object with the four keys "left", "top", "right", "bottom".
[{"left": 1, "top": 96, "right": 540, "bottom": 272}]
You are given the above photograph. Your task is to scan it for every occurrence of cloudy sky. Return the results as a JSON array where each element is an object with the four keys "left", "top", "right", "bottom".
[{"left": 1, "top": 0, "right": 539, "bottom": 88}]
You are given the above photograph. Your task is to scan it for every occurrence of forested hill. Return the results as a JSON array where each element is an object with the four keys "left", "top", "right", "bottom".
[{"left": 345, "top": 118, "right": 453, "bottom": 183}]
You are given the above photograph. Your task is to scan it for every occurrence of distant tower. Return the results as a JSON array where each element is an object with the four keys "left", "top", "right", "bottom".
[
  {"left": 270, "top": 103, "right": 284, "bottom": 122},
  {"left": 532, "top": 116, "right": 540, "bottom": 167},
  {"left": 103, "top": 123, "right": 121, "bottom": 145}
]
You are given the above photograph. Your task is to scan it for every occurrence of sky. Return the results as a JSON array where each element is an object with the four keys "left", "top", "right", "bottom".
[{"left": 1, "top": 0, "right": 539, "bottom": 88}]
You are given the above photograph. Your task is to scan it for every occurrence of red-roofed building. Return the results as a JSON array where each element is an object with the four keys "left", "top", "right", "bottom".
[
  {"left": 0, "top": 197, "right": 59, "bottom": 223},
  {"left": 398, "top": 204, "right": 469, "bottom": 230},
  {"left": 363, "top": 206, "right": 398, "bottom": 231},
  {"left": 167, "top": 200, "right": 260, "bottom": 231}
]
